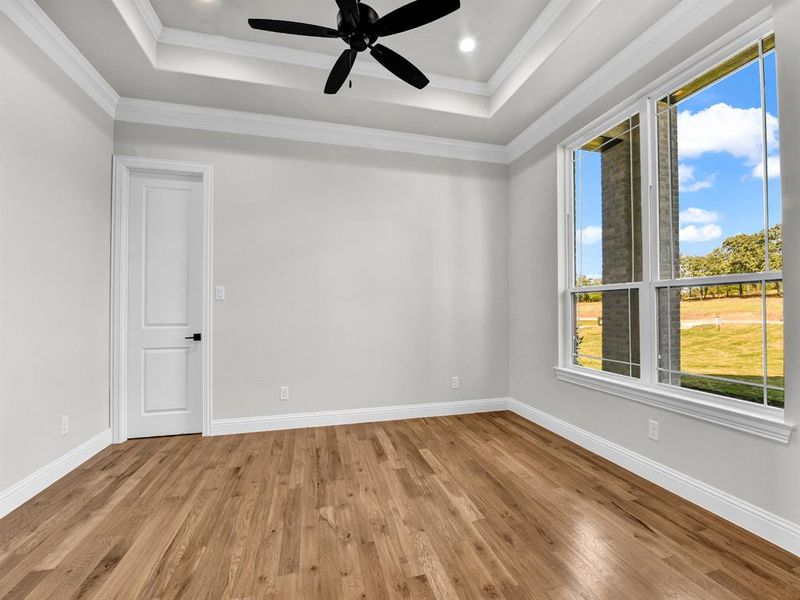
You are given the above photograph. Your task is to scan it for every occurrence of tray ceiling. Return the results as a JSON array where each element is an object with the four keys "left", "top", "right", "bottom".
[
  {"left": 26, "top": 0, "right": 768, "bottom": 148},
  {"left": 149, "top": 0, "right": 549, "bottom": 82}
]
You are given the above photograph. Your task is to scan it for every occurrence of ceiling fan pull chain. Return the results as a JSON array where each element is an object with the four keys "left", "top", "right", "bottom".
[{"left": 348, "top": 50, "right": 353, "bottom": 89}]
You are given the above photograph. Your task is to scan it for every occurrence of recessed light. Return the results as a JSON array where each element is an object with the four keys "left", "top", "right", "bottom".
[{"left": 459, "top": 37, "right": 476, "bottom": 53}]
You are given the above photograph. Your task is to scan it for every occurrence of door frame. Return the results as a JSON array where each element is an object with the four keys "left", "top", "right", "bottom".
[{"left": 111, "top": 155, "right": 214, "bottom": 443}]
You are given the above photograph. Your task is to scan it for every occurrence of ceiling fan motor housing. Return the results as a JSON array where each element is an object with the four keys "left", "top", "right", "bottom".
[{"left": 338, "top": 3, "right": 379, "bottom": 51}]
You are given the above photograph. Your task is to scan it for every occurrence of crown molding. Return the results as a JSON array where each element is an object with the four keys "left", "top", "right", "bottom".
[
  {"left": 115, "top": 98, "right": 509, "bottom": 164},
  {"left": 507, "top": 0, "right": 741, "bottom": 162},
  {"left": 487, "top": 0, "right": 576, "bottom": 94},
  {"left": 133, "top": 0, "right": 162, "bottom": 40},
  {"left": 159, "top": 26, "right": 491, "bottom": 97},
  {"left": 0, "top": 0, "right": 120, "bottom": 118}
]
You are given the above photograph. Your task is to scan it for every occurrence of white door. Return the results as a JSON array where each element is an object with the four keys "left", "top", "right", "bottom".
[{"left": 127, "top": 171, "right": 204, "bottom": 438}]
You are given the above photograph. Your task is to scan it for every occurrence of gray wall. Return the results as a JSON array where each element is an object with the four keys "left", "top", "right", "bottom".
[
  {"left": 114, "top": 123, "right": 509, "bottom": 420},
  {"left": 508, "top": 0, "right": 800, "bottom": 523},
  {"left": 0, "top": 16, "right": 113, "bottom": 489}
]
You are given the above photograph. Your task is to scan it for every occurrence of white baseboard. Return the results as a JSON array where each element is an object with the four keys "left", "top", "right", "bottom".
[
  {"left": 210, "top": 397, "right": 509, "bottom": 436},
  {"left": 507, "top": 398, "right": 800, "bottom": 557},
  {"left": 0, "top": 428, "right": 112, "bottom": 519}
]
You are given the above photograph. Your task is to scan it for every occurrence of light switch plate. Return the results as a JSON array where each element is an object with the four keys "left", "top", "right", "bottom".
[{"left": 215, "top": 286, "right": 225, "bottom": 301}]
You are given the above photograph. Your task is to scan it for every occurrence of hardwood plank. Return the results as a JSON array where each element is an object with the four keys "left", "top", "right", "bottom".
[{"left": 0, "top": 412, "right": 797, "bottom": 599}]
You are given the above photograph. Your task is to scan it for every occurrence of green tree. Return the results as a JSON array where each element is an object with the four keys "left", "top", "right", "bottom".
[
  {"left": 769, "top": 224, "right": 782, "bottom": 296},
  {"left": 678, "top": 225, "right": 782, "bottom": 298},
  {"left": 575, "top": 275, "right": 602, "bottom": 302},
  {"left": 768, "top": 224, "right": 782, "bottom": 271}
]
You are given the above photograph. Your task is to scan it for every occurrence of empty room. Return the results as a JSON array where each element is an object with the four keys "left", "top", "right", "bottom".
[{"left": 1, "top": 0, "right": 799, "bottom": 598}]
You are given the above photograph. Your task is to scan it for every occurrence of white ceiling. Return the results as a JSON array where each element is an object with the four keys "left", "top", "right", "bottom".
[
  {"left": 29, "top": 0, "right": 773, "bottom": 148},
  {"left": 149, "top": 0, "right": 549, "bottom": 81}
]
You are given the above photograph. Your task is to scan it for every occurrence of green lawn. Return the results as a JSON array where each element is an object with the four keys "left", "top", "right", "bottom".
[
  {"left": 575, "top": 296, "right": 784, "bottom": 408},
  {"left": 681, "top": 323, "right": 783, "bottom": 381},
  {"left": 679, "top": 374, "right": 784, "bottom": 407},
  {"left": 678, "top": 295, "right": 782, "bottom": 321},
  {"left": 680, "top": 323, "right": 783, "bottom": 406}
]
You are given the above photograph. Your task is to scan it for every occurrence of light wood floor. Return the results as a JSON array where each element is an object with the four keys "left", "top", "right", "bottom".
[{"left": 1, "top": 412, "right": 798, "bottom": 600}]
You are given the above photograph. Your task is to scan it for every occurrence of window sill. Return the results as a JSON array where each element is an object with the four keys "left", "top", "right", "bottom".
[{"left": 553, "top": 366, "right": 794, "bottom": 444}]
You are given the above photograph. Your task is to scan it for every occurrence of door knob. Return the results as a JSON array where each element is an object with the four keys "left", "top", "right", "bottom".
[{"left": 185, "top": 333, "right": 202, "bottom": 341}]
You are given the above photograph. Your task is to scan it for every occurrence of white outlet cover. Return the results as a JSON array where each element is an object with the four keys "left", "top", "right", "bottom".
[
  {"left": 648, "top": 419, "right": 659, "bottom": 441},
  {"left": 215, "top": 286, "right": 225, "bottom": 300},
  {"left": 451, "top": 376, "right": 460, "bottom": 389},
  {"left": 280, "top": 386, "right": 290, "bottom": 401}
]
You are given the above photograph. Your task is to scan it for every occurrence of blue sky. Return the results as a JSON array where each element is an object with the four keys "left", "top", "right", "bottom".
[{"left": 575, "top": 51, "right": 780, "bottom": 281}]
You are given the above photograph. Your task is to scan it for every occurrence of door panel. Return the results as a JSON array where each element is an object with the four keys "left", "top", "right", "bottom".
[
  {"left": 143, "top": 347, "right": 190, "bottom": 413},
  {"left": 128, "top": 172, "right": 203, "bottom": 438},
  {"left": 143, "top": 187, "right": 191, "bottom": 327}
]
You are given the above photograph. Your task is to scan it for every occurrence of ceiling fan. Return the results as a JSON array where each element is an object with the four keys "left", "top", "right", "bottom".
[{"left": 248, "top": 0, "right": 461, "bottom": 94}]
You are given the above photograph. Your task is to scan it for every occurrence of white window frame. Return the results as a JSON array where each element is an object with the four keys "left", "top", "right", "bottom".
[{"left": 554, "top": 17, "right": 793, "bottom": 444}]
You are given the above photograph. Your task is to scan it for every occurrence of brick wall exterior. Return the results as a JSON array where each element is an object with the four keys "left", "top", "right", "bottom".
[
  {"left": 656, "top": 105, "right": 681, "bottom": 384},
  {"left": 600, "top": 126, "right": 642, "bottom": 376}
]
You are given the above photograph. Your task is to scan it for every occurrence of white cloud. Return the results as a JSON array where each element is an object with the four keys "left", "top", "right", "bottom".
[
  {"left": 751, "top": 155, "right": 781, "bottom": 179},
  {"left": 678, "top": 163, "right": 715, "bottom": 192},
  {"left": 678, "top": 103, "right": 780, "bottom": 186},
  {"left": 677, "top": 103, "right": 779, "bottom": 165},
  {"left": 682, "top": 179, "right": 714, "bottom": 193},
  {"left": 680, "top": 224, "right": 722, "bottom": 243},
  {"left": 678, "top": 163, "right": 694, "bottom": 182},
  {"left": 680, "top": 207, "right": 721, "bottom": 224},
  {"left": 579, "top": 225, "right": 602, "bottom": 245}
]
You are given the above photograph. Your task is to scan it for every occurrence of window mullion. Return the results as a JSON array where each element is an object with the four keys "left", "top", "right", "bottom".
[
  {"left": 761, "top": 283, "right": 768, "bottom": 405},
  {"left": 638, "top": 96, "right": 657, "bottom": 386},
  {"left": 757, "top": 39, "right": 773, "bottom": 407},
  {"left": 564, "top": 148, "right": 576, "bottom": 368},
  {"left": 758, "top": 38, "right": 770, "bottom": 273},
  {"left": 569, "top": 282, "right": 642, "bottom": 294},
  {"left": 654, "top": 271, "right": 783, "bottom": 287}
]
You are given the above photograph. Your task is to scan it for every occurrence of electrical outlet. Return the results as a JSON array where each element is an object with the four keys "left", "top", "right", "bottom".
[
  {"left": 451, "top": 376, "right": 460, "bottom": 389},
  {"left": 280, "top": 386, "right": 290, "bottom": 401},
  {"left": 61, "top": 415, "right": 69, "bottom": 436},
  {"left": 215, "top": 286, "right": 225, "bottom": 301},
  {"left": 648, "top": 419, "right": 659, "bottom": 441}
]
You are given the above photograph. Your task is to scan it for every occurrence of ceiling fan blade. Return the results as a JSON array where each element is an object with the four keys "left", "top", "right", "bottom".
[
  {"left": 335, "top": 0, "right": 359, "bottom": 32},
  {"left": 248, "top": 19, "right": 341, "bottom": 38},
  {"left": 335, "top": 0, "right": 360, "bottom": 17},
  {"left": 374, "top": 0, "right": 459, "bottom": 37},
  {"left": 325, "top": 49, "right": 358, "bottom": 94},
  {"left": 370, "top": 44, "right": 429, "bottom": 89}
]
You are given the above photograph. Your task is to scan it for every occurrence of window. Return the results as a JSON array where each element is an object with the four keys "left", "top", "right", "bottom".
[
  {"left": 565, "top": 32, "right": 784, "bottom": 413},
  {"left": 572, "top": 116, "right": 642, "bottom": 377}
]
